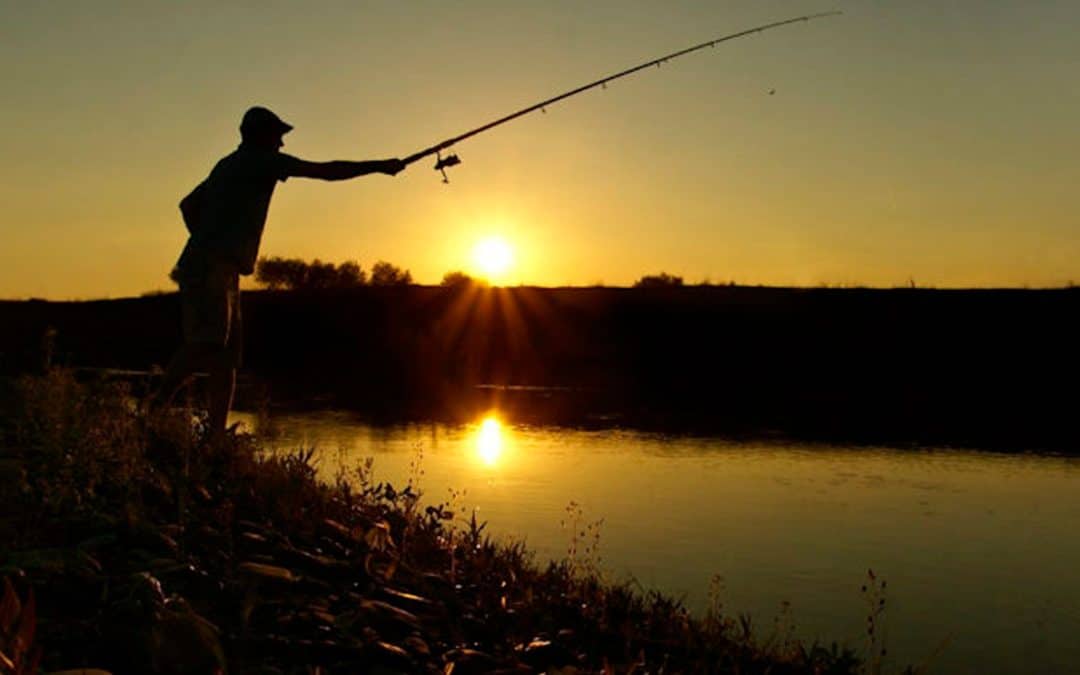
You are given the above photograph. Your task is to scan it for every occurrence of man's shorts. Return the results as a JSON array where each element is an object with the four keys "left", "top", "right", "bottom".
[{"left": 179, "top": 261, "right": 242, "bottom": 367}]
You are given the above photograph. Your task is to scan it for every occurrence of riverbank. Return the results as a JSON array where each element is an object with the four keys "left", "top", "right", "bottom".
[{"left": 0, "top": 370, "right": 866, "bottom": 674}]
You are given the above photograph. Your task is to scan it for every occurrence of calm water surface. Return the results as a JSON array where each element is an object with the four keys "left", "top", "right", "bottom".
[{"left": 232, "top": 410, "right": 1080, "bottom": 674}]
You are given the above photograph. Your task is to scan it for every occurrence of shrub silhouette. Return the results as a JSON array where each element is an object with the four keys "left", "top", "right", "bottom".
[
  {"left": 441, "top": 271, "right": 485, "bottom": 289},
  {"left": 633, "top": 272, "right": 684, "bottom": 288}
]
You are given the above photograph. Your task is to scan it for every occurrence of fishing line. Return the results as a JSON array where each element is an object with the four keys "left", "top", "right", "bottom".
[{"left": 402, "top": 11, "right": 842, "bottom": 182}]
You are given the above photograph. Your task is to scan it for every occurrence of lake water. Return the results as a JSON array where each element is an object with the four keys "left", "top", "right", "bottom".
[{"left": 232, "top": 410, "right": 1080, "bottom": 674}]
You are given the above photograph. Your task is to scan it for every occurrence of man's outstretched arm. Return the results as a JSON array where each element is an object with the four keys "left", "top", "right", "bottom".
[{"left": 289, "top": 158, "right": 405, "bottom": 181}]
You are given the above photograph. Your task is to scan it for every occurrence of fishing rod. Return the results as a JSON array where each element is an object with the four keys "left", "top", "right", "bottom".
[{"left": 403, "top": 11, "right": 842, "bottom": 182}]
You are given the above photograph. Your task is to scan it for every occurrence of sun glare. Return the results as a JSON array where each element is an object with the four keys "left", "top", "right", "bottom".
[
  {"left": 475, "top": 415, "right": 504, "bottom": 466},
  {"left": 472, "top": 237, "right": 514, "bottom": 283}
]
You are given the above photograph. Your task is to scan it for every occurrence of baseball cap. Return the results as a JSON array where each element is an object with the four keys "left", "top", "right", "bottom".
[{"left": 240, "top": 106, "right": 293, "bottom": 137}]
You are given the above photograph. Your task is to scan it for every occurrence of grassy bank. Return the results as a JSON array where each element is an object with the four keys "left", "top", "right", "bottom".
[{"left": 0, "top": 370, "right": 874, "bottom": 674}]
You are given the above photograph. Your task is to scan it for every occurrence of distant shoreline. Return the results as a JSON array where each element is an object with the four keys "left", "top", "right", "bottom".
[
  {"left": 3, "top": 285, "right": 1078, "bottom": 452},
  {"left": 5, "top": 282, "right": 1080, "bottom": 305}
]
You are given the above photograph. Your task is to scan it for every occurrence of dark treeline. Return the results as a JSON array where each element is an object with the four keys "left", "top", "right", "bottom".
[
  {"left": 253, "top": 256, "right": 414, "bottom": 289},
  {"left": 2, "top": 285, "right": 1078, "bottom": 451}
]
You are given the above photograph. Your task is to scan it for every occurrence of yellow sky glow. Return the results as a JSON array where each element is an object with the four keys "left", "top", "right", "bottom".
[{"left": 1, "top": 2, "right": 1079, "bottom": 298}]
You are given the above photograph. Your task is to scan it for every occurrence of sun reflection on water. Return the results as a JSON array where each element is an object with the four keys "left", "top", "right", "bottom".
[{"left": 475, "top": 415, "right": 504, "bottom": 466}]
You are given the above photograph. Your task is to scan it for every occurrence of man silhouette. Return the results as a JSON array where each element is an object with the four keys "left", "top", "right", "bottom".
[{"left": 151, "top": 106, "right": 405, "bottom": 440}]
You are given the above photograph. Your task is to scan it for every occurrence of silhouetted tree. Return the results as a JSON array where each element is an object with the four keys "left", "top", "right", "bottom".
[
  {"left": 304, "top": 259, "right": 338, "bottom": 289},
  {"left": 336, "top": 261, "right": 367, "bottom": 286},
  {"left": 256, "top": 257, "right": 304, "bottom": 289},
  {"left": 441, "top": 270, "right": 485, "bottom": 289},
  {"left": 633, "top": 272, "right": 684, "bottom": 288},
  {"left": 370, "top": 261, "right": 413, "bottom": 286},
  {"left": 256, "top": 256, "right": 367, "bottom": 290}
]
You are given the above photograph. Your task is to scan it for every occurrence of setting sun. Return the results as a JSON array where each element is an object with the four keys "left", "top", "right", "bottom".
[{"left": 471, "top": 237, "right": 514, "bottom": 283}]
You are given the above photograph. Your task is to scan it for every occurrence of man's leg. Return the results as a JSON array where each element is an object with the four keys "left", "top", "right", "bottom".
[
  {"left": 208, "top": 270, "right": 243, "bottom": 443},
  {"left": 150, "top": 343, "right": 233, "bottom": 441},
  {"left": 206, "top": 358, "right": 236, "bottom": 443},
  {"left": 151, "top": 261, "right": 240, "bottom": 440},
  {"left": 152, "top": 342, "right": 215, "bottom": 412}
]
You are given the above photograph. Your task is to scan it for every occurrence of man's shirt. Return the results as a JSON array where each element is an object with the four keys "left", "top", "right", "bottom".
[{"left": 175, "top": 145, "right": 303, "bottom": 277}]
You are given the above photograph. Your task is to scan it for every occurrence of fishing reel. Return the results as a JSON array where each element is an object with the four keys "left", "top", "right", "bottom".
[{"left": 434, "top": 151, "right": 461, "bottom": 183}]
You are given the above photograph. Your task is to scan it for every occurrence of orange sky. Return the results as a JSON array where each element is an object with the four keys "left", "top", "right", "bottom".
[{"left": 1, "top": 1, "right": 1078, "bottom": 298}]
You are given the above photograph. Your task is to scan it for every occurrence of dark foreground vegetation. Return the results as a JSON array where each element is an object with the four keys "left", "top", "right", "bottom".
[
  {"left": 0, "top": 371, "right": 870, "bottom": 674},
  {"left": 1, "top": 284, "right": 1078, "bottom": 450}
]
